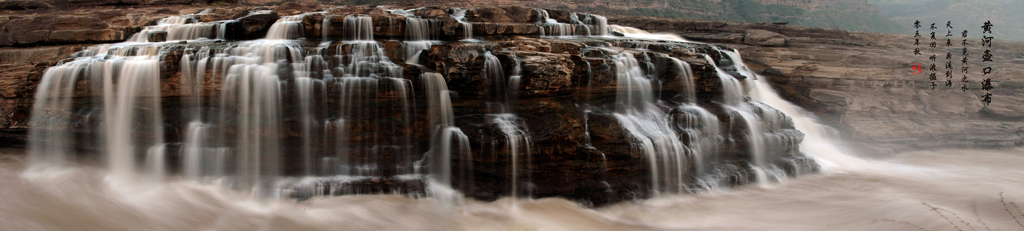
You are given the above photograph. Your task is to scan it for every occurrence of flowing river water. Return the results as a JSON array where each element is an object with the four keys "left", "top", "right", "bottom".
[
  {"left": 3, "top": 8, "right": 1022, "bottom": 231},
  {"left": 1, "top": 147, "right": 1022, "bottom": 231}
]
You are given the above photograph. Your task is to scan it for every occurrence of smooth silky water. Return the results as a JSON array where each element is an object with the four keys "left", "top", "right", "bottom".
[
  {"left": 3, "top": 148, "right": 1023, "bottom": 231},
  {"left": 2, "top": 8, "right": 1021, "bottom": 231}
]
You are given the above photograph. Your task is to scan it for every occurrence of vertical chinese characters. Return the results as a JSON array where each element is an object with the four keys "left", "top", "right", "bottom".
[{"left": 980, "top": 20, "right": 994, "bottom": 106}]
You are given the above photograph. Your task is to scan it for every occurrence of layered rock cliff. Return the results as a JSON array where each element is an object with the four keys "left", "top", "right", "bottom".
[
  {"left": 607, "top": 16, "right": 1024, "bottom": 153},
  {"left": 0, "top": 2, "right": 1018, "bottom": 206},
  {"left": 0, "top": 4, "right": 825, "bottom": 205}
]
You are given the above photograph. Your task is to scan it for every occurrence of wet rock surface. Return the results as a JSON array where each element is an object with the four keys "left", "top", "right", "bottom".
[
  {"left": 575, "top": 14, "right": 1024, "bottom": 154},
  {"left": 607, "top": 17, "right": 1024, "bottom": 153},
  {"left": 0, "top": 3, "right": 1013, "bottom": 206}
]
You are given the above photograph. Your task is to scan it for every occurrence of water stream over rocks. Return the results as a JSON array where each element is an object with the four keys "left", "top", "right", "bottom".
[{"left": 22, "top": 5, "right": 872, "bottom": 209}]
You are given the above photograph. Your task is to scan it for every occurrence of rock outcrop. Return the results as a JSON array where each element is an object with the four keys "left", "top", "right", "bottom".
[
  {"left": 604, "top": 16, "right": 1024, "bottom": 153},
  {"left": 2, "top": 2, "right": 1014, "bottom": 207},
  {"left": 0, "top": 4, "right": 821, "bottom": 206},
  {"left": 743, "top": 29, "right": 786, "bottom": 47}
]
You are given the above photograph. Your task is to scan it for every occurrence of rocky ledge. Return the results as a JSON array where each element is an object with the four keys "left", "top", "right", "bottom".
[
  {"left": 0, "top": 2, "right": 1015, "bottom": 205},
  {"left": 607, "top": 16, "right": 1024, "bottom": 154}
]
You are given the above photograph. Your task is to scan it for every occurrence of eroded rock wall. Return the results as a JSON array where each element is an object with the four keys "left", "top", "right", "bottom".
[
  {"left": 605, "top": 16, "right": 1024, "bottom": 153},
  {"left": 0, "top": 3, "right": 921, "bottom": 205}
]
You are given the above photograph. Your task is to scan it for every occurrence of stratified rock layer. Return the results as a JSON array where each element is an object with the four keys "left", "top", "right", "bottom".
[
  {"left": 605, "top": 16, "right": 1024, "bottom": 152},
  {"left": 3, "top": 2, "right": 1016, "bottom": 206}
]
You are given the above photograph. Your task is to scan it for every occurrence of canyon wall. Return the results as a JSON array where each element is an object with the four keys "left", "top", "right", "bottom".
[
  {"left": 0, "top": 2, "right": 1019, "bottom": 205},
  {"left": 0, "top": 4, "right": 818, "bottom": 205},
  {"left": 607, "top": 16, "right": 1024, "bottom": 153}
]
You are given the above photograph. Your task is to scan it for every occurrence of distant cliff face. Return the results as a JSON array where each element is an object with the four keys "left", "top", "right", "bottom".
[
  {"left": 313, "top": 0, "right": 905, "bottom": 34},
  {"left": 752, "top": 0, "right": 868, "bottom": 10},
  {"left": 0, "top": 0, "right": 903, "bottom": 33}
]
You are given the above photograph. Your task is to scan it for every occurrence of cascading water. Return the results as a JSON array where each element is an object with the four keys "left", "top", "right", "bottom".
[
  {"left": 322, "top": 15, "right": 333, "bottom": 42},
  {"left": 343, "top": 15, "right": 374, "bottom": 41},
  {"left": 482, "top": 52, "right": 533, "bottom": 198},
  {"left": 14, "top": 6, "right": 1021, "bottom": 231},
  {"left": 580, "top": 13, "right": 608, "bottom": 36},
  {"left": 128, "top": 11, "right": 230, "bottom": 42},
  {"left": 662, "top": 56, "right": 724, "bottom": 190},
  {"left": 383, "top": 8, "right": 439, "bottom": 65},
  {"left": 24, "top": 44, "right": 169, "bottom": 188},
  {"left": 536, "top": 9, "right": 574, "bottom": 36},
  {"left": 699, "top": 48, "right": 801, "bottom": 185},
  {"left": 21, "top": 7, "right": 857, "bottom": 207},
  {"left": 609, "top": 25, "right": 690, "bottom": 41},
  {"left": 450, "top": 8, "right": 474, "bottom": 40},
  {"left": 723, "top": 49, "right": 873, "bottom": 171},
  {"left": 607, "top": 50, "right": 691, "bottom": 193},
  {"left": 421, "top": 72, "right": 471, "bottom": 203},
  {"left": 266, "top": 15, "right": 307, "bottom": 40},
  {"left": 214, "top": 41, "right": 292, "bottom": 195},
  {"left": 180, "top": 12, "right": 420, "bottom": 195},
  {"left": 103, "top": 56, "right": 165, "bottom": 184},
  {"left": 535, "top": 9, "right": 608, "bottom": 37},
  {"left": 25, "top": 62, "right": 89, "bottom": 173},
  {"left": 403, "top": 16, "right": 441, "bottom": 64}
]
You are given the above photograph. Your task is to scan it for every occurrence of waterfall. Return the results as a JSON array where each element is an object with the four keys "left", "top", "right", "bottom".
[
  {"left": 669, "top": 57, "right": 696, "bottom": 104},
  {"left": 584, "top": 14, "right": 608, "bottom": 36},
  {"left": 508, "top": 55, "right": 523, "bottom": 102},
  {"left": 723, "top": 50, "right": 873, "bottom": 171},
  {"left": 337, "top": 41, "right": 403, "bottom": 78},
  {"left": 569, "top": 13, "right": 591, "bottom": 35},
  {"left": 699, "top": 47, "right": 795, "bottom": 184},
  {"left": 483, "top": 52, "right": 532, "bottom": 198},
  {"left": 344, "top": 15, "right": 373, "bottom": 41},
  {"left": 672, "top": 105, "right": 721, "bottom": 180},
  {"left": 332, "top": 77, "right": 379, "bottom": 176},
  {"left": 324, "top": 39, "right": 413, "bottom": 176},
  {"left": 403, "top": 17, "right": 441, "bottom": 65},
  {"left": 181, "top": 47, "right": 212, "bottom": 120},
  {"left": 25, "top": 62, "right": 89, "bottom": 173},
  {"left": 182, "top": 122, "right": 206, "bottom": 179},
  {"left": 536, "top": 10, "right": 608, "bottom": 37},
  {"left": 103, "top": 56, "right": 164, "bottom": 184},
  {"left": 292, "top": 51, "right": 328, "bottom": 176},
  {"left": 322, "top": 15, "right": 333, "bottom": 41},
  {"left": 218, "top": 43, "right": 289, "bottom": 195},
  {"left": 24, "top": 43, "right": 167, "bottom": 186},
  {"left": 406, "top": 17, "right": 439, "bottom": 41},
  {"left": 295, "top": 77, "right": 322, "bottom": 175},
  {"left": 128, "top": 12, "right": 228, "bottom": 42},
  {"left": 25, "top": 11, "right": 419, "bottom": 198},
  {"left": 266, "top": 15, "right": 306, "bottom": 40},
  {"left": 667, "top": 56, "right": 720, "bottom": 186},
  {"left": 451, "top": 8, "right": 473, "bottom": 40},
  {"left": 610, "top": 51, "right": 691, "bottom": 193},
  {"left": 536, "top": 9, "right": 575, "bottom": 36},
  {"left": 20, "top": 8, "right": 858, "bottom": 204},
  {"left": 386, "top": 8, "right": 440, "bottom": 64},
  {"left": 609, "top": 25, "right": 691, "bottom": 41},
  {"left": 422, "top": 72, "right": 471, "bottom": 203},
  {"left": 724, "top": 106, "right": 770, "bottom": 184}
]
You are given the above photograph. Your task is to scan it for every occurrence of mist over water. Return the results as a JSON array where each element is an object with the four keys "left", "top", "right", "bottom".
[
  {"left": 727, "top": 50, "right": 874, "bottom": 172},
  {"left": 2, "top": 148, "right": 1023, "bottom": 231},
  {"left": 5, "top": 8, "right": 1022, "bottom": 231}
]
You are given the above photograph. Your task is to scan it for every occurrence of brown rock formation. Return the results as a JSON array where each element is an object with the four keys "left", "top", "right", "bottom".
[
  {"left": 605, "top": 16, "right": 1024, "bottom": 153},
  {"left": 6, "top": 2, "right": 1008, "bottom": 207},
  {"left": 743, "top": 29, "right": 786, "bottom": 47}
]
